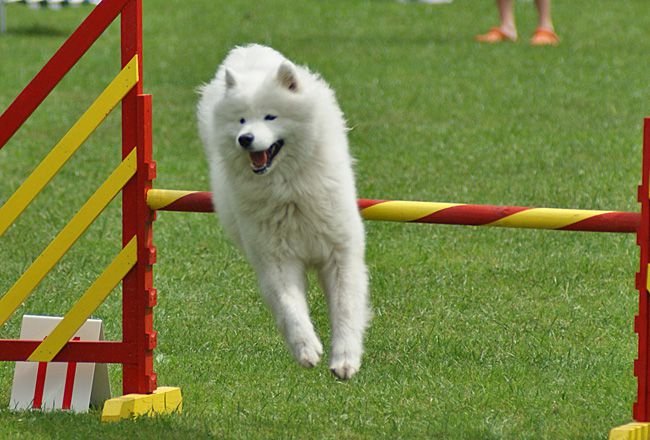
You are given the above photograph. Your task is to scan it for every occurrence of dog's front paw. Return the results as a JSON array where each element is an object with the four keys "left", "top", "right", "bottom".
[
  {"left": 291, "top": 337, "right": 323, "bottom": 368},
  {"left": 329, "top": 353, "right": 361, "bottom": 380}
]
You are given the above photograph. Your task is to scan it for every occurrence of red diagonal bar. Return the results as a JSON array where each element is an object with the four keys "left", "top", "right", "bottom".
[{"left": 0, "top": 0, "right": 129, "bottom": 150}]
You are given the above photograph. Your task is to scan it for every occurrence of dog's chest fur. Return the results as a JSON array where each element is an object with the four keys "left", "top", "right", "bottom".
[{"left": 235, "top": 182, "right": 346, "bottom": 265}]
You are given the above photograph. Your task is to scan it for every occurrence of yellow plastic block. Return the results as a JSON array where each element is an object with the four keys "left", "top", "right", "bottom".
[
  {"left": 101, "top": 393, "right": 151, "bottom": 422},
  {"left": 154, "top": 387, "right": 183, "bottom": 414},
  {"left": 609, "top": 422, "right": 650, "bottom": 440},
  {"left": 100, "top": 398, "right": 128, "bottom": 422},
  {"left": 101, "top": 387, "right": 182, "bottom": 422},
  {"left": 151, "top": 389, "right": 167, "bottom": 414}
]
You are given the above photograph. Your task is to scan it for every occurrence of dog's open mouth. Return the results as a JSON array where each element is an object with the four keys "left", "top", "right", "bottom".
[{"left": 249, "top": 139, "right": 284, "bottom": 174}]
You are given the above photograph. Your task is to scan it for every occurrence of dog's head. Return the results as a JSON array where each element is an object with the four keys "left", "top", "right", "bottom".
[{"left": 214, "top": 62, "right": 313, "bottom": 176}]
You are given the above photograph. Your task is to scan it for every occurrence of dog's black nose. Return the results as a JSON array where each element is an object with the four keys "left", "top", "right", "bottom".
[{"left": 238, "top": 134, "right": 254, "bottom": 149}]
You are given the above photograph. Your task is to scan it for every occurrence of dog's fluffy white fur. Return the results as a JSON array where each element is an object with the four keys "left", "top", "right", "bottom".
[{"left": 197, "top": 44, "right": 370, "bottom": 379}]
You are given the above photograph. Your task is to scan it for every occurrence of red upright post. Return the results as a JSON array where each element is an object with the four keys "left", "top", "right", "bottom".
[
  {"left": 634, "top": 118, "right": 650, "bottom": 421},
  {"left": 120, "top": 0, "right": 157, "bottom": 395}
]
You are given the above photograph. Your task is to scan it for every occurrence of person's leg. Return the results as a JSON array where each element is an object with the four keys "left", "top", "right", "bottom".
[
  {"left": 534, "top": 0, "right": 554, "bottom": 31},
  {"left": 531, "top": 0, "right": 559, "bottom": 45},
  {"left": 497, "top": 0, "right": 517, "bottom": 37},
  {"left": 475, "top": 0, "right": 517, "bottom": 42}
]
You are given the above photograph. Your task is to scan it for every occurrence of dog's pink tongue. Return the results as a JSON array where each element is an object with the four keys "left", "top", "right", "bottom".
[{"left": 250, "top": 151, "right": 268, "bottom": 169}]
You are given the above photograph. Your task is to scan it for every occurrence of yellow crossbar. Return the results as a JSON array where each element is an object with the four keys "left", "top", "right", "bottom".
[
  {"left": 0, "top": 149, "right": 137, "bottom": 327},
  {"left": 27, "top": 237, "right": 137, "bottom": 362},
  {"left": 0, "top": 55, "right": 139, "bottom": 236}
]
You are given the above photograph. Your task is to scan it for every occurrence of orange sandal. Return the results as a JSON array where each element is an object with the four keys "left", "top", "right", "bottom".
[
  {"left": 530, "top": 28, "right": 560, "bottom": 46},
  {"left": 475, "top": 27, "right": 517, "bottom": 43}
]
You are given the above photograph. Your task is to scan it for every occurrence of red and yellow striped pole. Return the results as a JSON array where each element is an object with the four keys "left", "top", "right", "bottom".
[
  {"left": 147, "top": 189, "right": 214, "bottom": 212},
  {"left": 146, "top": 189, "right": 639, "bottom": 234}
]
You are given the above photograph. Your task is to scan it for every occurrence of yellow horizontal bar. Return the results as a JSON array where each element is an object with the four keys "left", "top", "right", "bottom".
[
  {"left": 361, "top": 201, "right": 460, "bottom": 222},
  {"left": 486, "top": 207, "right": 612, "bottom": 230},
  {"left": 27, "top": 237, "right": 137, "bottom": 362},
  {"left": 146, "top": 189, "right": 194, "bottom": 211},
  {"left": 0, "top": 149, "right": 137, "bottom": 327},
  {"left": 0, "top": 55, "right": 139, "bottom": 235}
]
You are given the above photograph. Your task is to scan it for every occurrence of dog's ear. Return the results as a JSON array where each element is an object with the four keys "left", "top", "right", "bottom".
[
  {"left": 277, "top": 63, "right": 299, "bottom": 92},
  {"left": 225, "top": 69, "right": 238, "bottom": 90}
]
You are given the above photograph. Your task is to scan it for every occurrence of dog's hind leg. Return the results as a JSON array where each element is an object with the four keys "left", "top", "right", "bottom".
[
  {"left": 319, "top": 253, "right": 370, "bottom": 380},
  {"left": 256, "top": 261, "right": 323, "bottom": 368}
]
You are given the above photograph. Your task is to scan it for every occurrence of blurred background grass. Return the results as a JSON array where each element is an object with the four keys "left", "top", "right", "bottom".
[{"left": 0, "top": 0, "right": 649, "bottom": 438}]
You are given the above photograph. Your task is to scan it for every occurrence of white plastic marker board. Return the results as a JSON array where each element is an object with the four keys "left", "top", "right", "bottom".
[{"left": 10, "top": 315, "right": 111, "bottom": 412}]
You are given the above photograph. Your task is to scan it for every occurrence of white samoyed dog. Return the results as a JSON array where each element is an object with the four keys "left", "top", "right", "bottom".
[{"left": 197, "top": 44, "right": 370, "bottom": 379}]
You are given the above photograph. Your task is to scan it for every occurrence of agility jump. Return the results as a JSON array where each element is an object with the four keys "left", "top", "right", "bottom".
[
  {"left": 0, "top": 0, "right": 179, "bottom": 421},
  {"left": 146, "top": 189, "right": 639, "bottom": 233},
  {"left": 0, "top": 0, "right": 648, "bottom": 436}
]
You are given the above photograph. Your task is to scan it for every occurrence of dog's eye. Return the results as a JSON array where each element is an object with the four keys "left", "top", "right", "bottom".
[
  {"left": 264, "top": 115, "right": 277, "bottom": 121},
  {"left": 239, "top": 118, "right": 246, "bottom": 124}
]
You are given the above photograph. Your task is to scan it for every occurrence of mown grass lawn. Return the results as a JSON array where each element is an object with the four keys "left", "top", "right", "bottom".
[{"left": 1, "top": 0, "right": 649, "bottom": 438}]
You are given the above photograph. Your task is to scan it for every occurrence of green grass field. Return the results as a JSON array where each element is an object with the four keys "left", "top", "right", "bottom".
[{"left": 1, "top": 0, "right": 649, "bottom": 438}]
